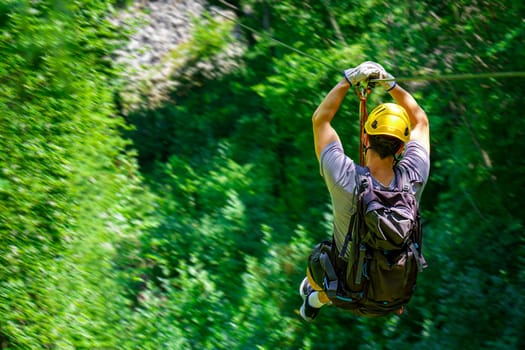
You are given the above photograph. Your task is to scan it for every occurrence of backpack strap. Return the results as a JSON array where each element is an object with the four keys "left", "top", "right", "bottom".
[
  {"left": 408, "top": 241, "right": 428, "bottom": 272},
  {"left": 397, "top": 167, "right": 411, "bottom": 192},
  {"left": 397, "top": 168, "right": 428, "bottom": 272},
  {"left": 338, "top": 212, "right": 357, "bottom": 259},
  {"left": 354, "top": 243, "right": 367, "bottom": 285},
  {"left": 338, "top": 171, "right": 368, "bottom": 259}
]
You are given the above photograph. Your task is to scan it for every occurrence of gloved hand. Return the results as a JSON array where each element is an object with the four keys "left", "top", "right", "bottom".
[
  {"left": 363, "top": 61, "right": 397, "bottom": 91},
  {"left": 343, "top": 61, "right": 379, "bottom": 87}
]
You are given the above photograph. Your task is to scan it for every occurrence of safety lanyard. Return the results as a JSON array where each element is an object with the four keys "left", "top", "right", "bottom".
[{"left": 356, "top": 83, "right": 371, "bottom": 166}]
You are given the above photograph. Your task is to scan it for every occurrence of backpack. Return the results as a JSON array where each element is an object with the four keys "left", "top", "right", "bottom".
[{"left": 319, "top": 169, "right": 427, "bottom": 317}]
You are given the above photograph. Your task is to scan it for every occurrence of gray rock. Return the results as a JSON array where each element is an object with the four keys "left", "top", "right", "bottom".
[{"left": 112, "top": 0, "right": 245, "bottom": 112}]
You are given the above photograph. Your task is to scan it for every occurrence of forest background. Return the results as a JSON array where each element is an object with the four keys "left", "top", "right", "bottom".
[{"left": 1, "top": 0, "right": 524, "bottom": 349}]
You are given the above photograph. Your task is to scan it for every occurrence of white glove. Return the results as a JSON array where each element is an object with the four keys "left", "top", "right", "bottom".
[
  {"left": 343, "top": 61, "right": 380, "bottom": 87},
  {"left": 363, "top": 61, "right": 397, "bottom": 91}
]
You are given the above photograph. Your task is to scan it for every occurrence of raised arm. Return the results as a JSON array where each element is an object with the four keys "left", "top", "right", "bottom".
[
  {"left": 312, "top": 79, "right": 349, "bottom": 160},
  {"left": 312, "top": 62, "right": 380, "bottom": 160},
  {"left": 388, "top": 84, "right": 430, "bottom": 152}
]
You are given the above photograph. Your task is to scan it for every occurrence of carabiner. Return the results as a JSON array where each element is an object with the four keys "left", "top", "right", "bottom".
[{"left": 355, "top": 80, "right": 372, "bottom": 101}]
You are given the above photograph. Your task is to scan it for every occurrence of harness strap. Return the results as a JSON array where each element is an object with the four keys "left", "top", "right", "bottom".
[
  {"left": 320, "top": 252, "right": 338, "bottom": 298},
  {"left": 409, "top": 241, "right": 428, "bottom": 272},
  {"left": 357, "top": 84, "right": 371, "bottom": 166},
  {"left": 339, "top": 213, "right": 356, "bottom": 259}
]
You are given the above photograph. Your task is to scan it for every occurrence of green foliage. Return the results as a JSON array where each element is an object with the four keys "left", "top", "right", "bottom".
[
  {"left": 116, "top": 260, "right": 235, "bottom": 350},
  {"left": 126, "top": 0, "right": 524, "bottom": 348},
  {"left": 0, "top": 0, "right": 153, "bottom": 348},
  {"left": 190, "top": 12, "right": 237, "bottom": 59},
  {"left": 1, "top": 0, "right": 524, "bottom": 349}
]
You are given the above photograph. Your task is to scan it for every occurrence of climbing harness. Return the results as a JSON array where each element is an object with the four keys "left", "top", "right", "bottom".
[{"left": 356, "top": 83, "right": 371, "bottom": 166}]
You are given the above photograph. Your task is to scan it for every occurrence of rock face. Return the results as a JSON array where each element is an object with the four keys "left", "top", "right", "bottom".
[{"left": 112, "top": 0, "right": 243, "bottom": 112}]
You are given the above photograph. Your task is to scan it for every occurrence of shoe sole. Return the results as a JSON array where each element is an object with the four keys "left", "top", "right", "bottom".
[{"left": 299, "top": 277, "right": 309, "bottom": 300}]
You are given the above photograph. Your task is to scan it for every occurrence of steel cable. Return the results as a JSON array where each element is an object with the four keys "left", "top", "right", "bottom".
[{"left": 213, "top": 5, "right": 525, "bottom": 83}]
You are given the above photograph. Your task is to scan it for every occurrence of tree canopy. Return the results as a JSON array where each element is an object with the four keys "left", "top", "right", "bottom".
[{"left": 1, "top": 0, "right": 524, "bottom": 349}]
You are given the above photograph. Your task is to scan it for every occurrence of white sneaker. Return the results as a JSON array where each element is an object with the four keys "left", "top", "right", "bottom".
[
  {"left": 299, "top": 277, "right": 311, "bottom": 300},
  {"left": 298, "top": 277, "right": 319, "bottom": 322}
]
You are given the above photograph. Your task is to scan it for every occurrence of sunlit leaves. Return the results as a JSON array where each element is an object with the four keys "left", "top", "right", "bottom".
[
  {"left": 0, "top": 0, "right": 148, "bottom": 348},
  {"left": 2, "top": 0, "right": 525, "bottom": 348}
]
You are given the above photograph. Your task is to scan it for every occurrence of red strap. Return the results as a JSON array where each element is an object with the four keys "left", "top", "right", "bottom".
[{"left": 357, "top": 85, "right": 371, "bottom": 166}]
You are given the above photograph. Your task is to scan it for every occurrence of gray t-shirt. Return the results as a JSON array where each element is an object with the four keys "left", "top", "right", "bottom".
[{"left": 319, "top": 141, "right": 430, "bottom": 255}]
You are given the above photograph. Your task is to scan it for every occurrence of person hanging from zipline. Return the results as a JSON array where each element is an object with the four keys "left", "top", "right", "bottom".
[{"left": 299, "top": 61, "right": 431, "bottom": 321}]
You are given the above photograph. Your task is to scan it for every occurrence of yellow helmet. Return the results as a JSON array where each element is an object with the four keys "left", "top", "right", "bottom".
[{"left": 365, "top": 103, "right": 411, "bottom": 143}]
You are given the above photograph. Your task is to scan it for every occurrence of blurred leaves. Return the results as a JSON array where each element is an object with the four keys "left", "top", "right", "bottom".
[{"left": 1, "top": 0, "right": 524, "bottom": 349}]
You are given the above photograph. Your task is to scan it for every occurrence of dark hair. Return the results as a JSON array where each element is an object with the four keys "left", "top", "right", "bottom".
[{"left": 368, "top": 135, "right": 403, "bottom": 159}]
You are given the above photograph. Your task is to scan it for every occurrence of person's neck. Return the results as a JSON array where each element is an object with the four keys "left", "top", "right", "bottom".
[{"left": 365, "top": 151, "right": 395, "bottom": 187}]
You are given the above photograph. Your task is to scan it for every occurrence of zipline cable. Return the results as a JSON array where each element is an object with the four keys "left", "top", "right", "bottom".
[
  {"left": 371, "top": 71, "right": 525, "bottom": 83},
  {"left": 214, "top": 8, "right": 340, "bottom": 72},
  {"left": 213, "top": 6, "right": 525, "bottom": 83}
]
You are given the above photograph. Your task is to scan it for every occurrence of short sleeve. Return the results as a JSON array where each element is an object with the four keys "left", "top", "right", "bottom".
[
  {"left": 319, "top": 141, "right": 359, "bottom": 253},
  {"left": 397, "top": 140, "right": 430, "bottom": 203},
  {"left": 319, "top": 141, "right": 358, "bottom": 193}
]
